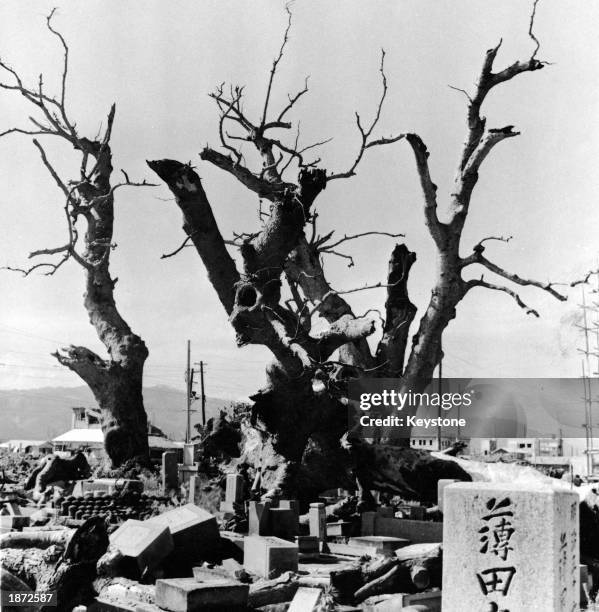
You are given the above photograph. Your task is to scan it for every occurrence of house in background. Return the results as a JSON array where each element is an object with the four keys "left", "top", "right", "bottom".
[
  {"left": 0, "top": 440, "right": 52, "bottom": 456},
  {"left": 52, "top": 406, "right": 184, "bottom": 461}
]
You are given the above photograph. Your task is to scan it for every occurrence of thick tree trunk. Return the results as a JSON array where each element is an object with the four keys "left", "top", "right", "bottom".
[{"left": 53, "top": 112, "right": 150, "bottom": 467}]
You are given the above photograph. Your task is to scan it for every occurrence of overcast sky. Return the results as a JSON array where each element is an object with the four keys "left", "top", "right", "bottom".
[{"left": 0, "top": 0, "right": 598, "bottom": 401}]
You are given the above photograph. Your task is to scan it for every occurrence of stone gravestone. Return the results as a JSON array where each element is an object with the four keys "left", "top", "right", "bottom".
[
  {"left": 248, "top": 501, "right": 271, "bottom": 535},
  {"left": 147, "top": 503, "right": 219, "bottom": 558},
  {"left": 109, "top": 519, "right": 174, "bottom": 577},
  {"left": 226, "top": 473, "right": 245, "bottom": 503},
  {"left": 161, "top": 451, "right": 178, "bottom": 494},
  {"left": 243, "top": 535, "right": 298, "bottom": 579},
  {"left": 443, "top": 482, "right": 579, "bottom": 612},
  {"left": 308, "top": 502, "right": 327, "bottom": 541}
]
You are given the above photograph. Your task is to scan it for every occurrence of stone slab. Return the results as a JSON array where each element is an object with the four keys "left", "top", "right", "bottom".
[
  {"left": 326, "top": 520, "right": 352, "bottom": 537},
  {"left": 296, "top": 535, "right": 319, "bottom": 554},
  {"left": 147, "top": 503, "right": 219, "bottom": 556},
  {"left": 362, "top": 515, "right": 443, "bottom": 543},
  {"left": 287, "top": 586, "right": 323, "bottom": 612},
  {"left": 109, "top": 518, "right": 173, "bottom": 575},
  {"left": 326, "top": 541, "right": 380, "bottom": 557},
  {"left": 442, "top": 482, "right": 579, "bottom": 612},
  {"left": 155, "top": 577, "right": 248, "bottom": 611},
  {"left": 349, "top": 535, "right": 410, "bottom": 556},
  {"left": 243, "top": 535, "right": 298, "bottom": 579}
]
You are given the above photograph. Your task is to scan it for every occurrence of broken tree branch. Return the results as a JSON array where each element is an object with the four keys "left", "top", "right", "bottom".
[
  {"left": 466, "top": 277, "right": 540, "bottom": 317},
  {"left": 328, "top": 50, "right": 405, "bottom": 181}
]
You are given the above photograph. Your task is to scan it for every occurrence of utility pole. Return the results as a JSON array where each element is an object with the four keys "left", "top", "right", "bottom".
[
  {"left": 200, "top": 360, "right": 206, "bottom": 426},
  {"left": 185, "top": 340, "right": 197, "bottom": 444}
]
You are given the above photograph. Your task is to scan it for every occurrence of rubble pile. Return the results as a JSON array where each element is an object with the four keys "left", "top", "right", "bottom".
[
  {"left": 2, "top": 447, "right": 599, "bottom": 611},
  {"left": 57, "top": 492, "right": 174, "bottom": 523}
]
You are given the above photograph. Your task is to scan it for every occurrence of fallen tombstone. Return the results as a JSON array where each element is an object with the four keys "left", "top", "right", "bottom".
[
  {"left": 287, "top": 586, "right": 323, "bottom": 612},
  {"left": 147, "top": 503, "right": 219, "bottom": 558},
  {"left": 109, "top": 519, "right": 174, "bottom": 578},
  {"left": 155, "top": 577, "right": 248, "bottom": 611},
  {"left": 243, "top": 535, "right": 298, "bottom": 579},
  {"left": 443, "top": 482, "right": 579, "bottom": 612}
]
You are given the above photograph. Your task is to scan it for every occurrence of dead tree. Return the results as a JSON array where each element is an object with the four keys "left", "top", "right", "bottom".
[
  {"left": 149, "top": 6, "right": 570, "bottom": 498},
  {"left": 0, "top": 11, "right": 154, "bottom": 467}
]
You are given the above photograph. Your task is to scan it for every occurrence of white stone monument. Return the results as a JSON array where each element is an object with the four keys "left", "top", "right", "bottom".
[{"left": 442, "top": 482, "right": 579, "bottom": 612}]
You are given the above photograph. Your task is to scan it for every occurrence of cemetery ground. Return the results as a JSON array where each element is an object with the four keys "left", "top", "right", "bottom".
[{"left": 1, "top": 444, "right": 599, "bottom": 612}]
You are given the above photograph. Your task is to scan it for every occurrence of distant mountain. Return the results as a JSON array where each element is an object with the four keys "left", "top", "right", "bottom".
[{"left": 0, "top": 385, "right": 235, "bottom": 442}]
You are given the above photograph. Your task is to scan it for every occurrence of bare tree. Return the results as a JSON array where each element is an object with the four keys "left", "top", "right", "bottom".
[
  {"left": 0, "top": 11, "right": 154, "bottom": 467},
  {"left": 149, "top": 6, "right": 570, "bottom": 498}
]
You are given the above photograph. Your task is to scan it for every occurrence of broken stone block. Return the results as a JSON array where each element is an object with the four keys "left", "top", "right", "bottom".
[
  {"left": 161, "top": 452, "right": 178, "bottom": 493},
  {"left": 287, "top": 586, "right": 323, "bottom": 612},
  {"left": 225, "top": 473, "right": 245, "bottom": 503},
  {"left": 248, "top": 500, "right": 270, "bottom": 535},
  {"left": 296, "top": 535, "right": 319, "bottom": 554},
  {"left": 308, "top": 502, "right": 326, "bottom": 540},
  {"left": 147, "top": 503, "right": 219, "bottom": 557},
  {"left": 443, "top": 482, "right": 579, "bottom": 612},
  {"left": 109, "top": 519, "right": 173, "bottom": 577},
  {"left": 269, "top": 508, "right": 298, "bottom": 540},
  {"left": 348, "top": 535, "right": 410, "bottom": 556},
  {"left": 243, "top": 535, "right": 298, "bottom": 579},
  {"left": 155, "top": 577, "right": 248, "bottom": 611}
]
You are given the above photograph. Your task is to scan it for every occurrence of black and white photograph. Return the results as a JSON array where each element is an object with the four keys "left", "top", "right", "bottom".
[{"left": 0, "top": 2, "right": 598, "bottom": 610}]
